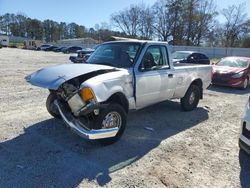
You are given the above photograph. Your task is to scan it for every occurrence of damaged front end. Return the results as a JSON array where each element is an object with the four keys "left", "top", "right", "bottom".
[
  {"left": 56, "top": 99, "right": 119, "bottom": 139},
  {"left": 26, "top": 64, "right": 120, "bottom": 139},
  {"left": 51, "top": 81, "right": 119, "bottom": 140}
]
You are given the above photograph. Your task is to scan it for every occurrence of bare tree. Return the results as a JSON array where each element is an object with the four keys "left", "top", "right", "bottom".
[
  {"left": 173, "top": 0, "right": 217, "bottom": 46},
  {"left": 193, "top": 0, "right": 217, "bottom": 45},
  {"left": 168, "top": 0, "right": 186, "bottom": 45},
  {"left": 111, "top": 4, "right": 141, "bottom": 37},
  {"left": 152, "top": 0, "right": 189, "bottom": 43},
  {"left": 222, "top": 3, "right": 247, "bottom": 47},
  {"left": 184, "top": 0, "right": 199, "bottom": 45},
  {"left": 111, "top": 3, "right": 154, "bottom": 39},
  {"left": 111, "top": 0, "right": 217, "bottom": 44},
  {"left": 152, "top": 0, "right": 172, "bottom": 41},
  {"left": 138, "top": 5, "right": 154, "bottom": 39}
]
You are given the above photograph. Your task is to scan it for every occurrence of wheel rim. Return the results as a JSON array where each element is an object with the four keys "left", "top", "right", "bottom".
[
  {"left": 189, "top": 92, "right": 195, "bottom": 105},
  {"left": 102, "top": 111, "right": 122, "bottom": 129},
  {"left": 243, "top": 79, "right": 248, "bottom": 89}
]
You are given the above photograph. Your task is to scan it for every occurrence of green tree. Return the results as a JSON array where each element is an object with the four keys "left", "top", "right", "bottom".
[
  {"left": 1, "top": 13, "right": 15, "bottom": 35},
  {"left": 26, "top": 18, "right": 43, "bottom": 40},
  {"left": 75, "top": 25, "right": 86, "bottom": 38},
  {"left": 43, "top": 19, "right": 60, "bottom": 42}
]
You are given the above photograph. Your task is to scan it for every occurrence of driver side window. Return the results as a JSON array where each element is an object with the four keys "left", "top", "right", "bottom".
[{"left": 139, "top": 46, "right": 168, "bottom": 71}]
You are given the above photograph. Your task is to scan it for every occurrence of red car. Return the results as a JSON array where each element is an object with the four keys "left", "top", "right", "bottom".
[{"left": 212, "top": 56, "right": 250, "bottom": 89}]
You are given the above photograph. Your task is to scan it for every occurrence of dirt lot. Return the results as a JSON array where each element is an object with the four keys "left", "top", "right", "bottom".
[{"left": 0, "top": 48, "right": 249, "bottom": 188}]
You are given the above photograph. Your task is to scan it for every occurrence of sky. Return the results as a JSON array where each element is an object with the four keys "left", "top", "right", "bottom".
[{"left": 0, "top": 0, "right": 249, "bottom": 28}]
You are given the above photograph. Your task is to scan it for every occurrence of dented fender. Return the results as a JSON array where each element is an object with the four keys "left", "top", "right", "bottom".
[{"left": 81, "top": 69, "right": 134, "bottom": 104}]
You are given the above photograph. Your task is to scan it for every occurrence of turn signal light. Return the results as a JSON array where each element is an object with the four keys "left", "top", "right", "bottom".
[{"left": 81, "top": 88, "right": 95, "bottom": 102}]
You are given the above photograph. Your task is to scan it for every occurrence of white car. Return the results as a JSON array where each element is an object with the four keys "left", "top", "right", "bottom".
[{"left": 239, "top": 96, "right": 250, "bottom": 154}]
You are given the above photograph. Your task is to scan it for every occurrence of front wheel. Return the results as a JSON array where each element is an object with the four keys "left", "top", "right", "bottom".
[
  {"left": 94, "top": 103, "right": 127, "bottom": 145},
  {"left": 181, "top": 85, "right": 201, "bottom": 111}
]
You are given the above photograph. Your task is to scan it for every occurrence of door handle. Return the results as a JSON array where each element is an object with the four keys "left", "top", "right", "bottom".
[{"left": 168, "top": 74, "right": 174, "bottom": 78}]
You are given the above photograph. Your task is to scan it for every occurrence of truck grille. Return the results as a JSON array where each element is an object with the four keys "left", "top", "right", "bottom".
[{"left": 242, "top": 122, "right": 250, "bottom": 139}]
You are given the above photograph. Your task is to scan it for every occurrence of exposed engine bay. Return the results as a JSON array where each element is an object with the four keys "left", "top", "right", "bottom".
[
  {"left": 58, "top": 69, "right": 118, "bottom": 100},
  {"left": 51, "top": 70, "right": 118, "bottom": 130}
]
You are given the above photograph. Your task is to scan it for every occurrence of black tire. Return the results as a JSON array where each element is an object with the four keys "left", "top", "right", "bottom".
[
  {"left": 181, "top": 85, "right": 201, "bottom": 111},
  {"left": 94, "top": 103, "right": 127, "bottom": 145},
  {"left": 46, "top": 93, "right": 61, "bottom": 119}
]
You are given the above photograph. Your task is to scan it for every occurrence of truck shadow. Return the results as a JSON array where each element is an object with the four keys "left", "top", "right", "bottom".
[
  {"left": 0, "top": 100, "right": 208, "bottom": 187},
  {"left": 207, "top": 85, "right": 250, "bottom": 95},
  {"left": 239, "top": 150, "right": 250, "bottom": 188}
]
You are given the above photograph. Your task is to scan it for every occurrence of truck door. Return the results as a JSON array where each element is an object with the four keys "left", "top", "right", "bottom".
[{"left": 135, "top": 45, "right": 174, "bottom": 109}]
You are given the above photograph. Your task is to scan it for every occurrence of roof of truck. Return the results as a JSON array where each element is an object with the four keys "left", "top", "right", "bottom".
[{"left": 103, "top": 40, "right": 168, "bottom": 45}]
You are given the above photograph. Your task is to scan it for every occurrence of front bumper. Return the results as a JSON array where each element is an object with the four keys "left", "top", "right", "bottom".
[
  {"left": 239, "top": 139, "right": 250, "bottom": 155},
  {"left": 212, "top": 76, "right": 245, "bottom": 88},
  {"left": 239, "top": 118, "right": 250, "bottom": 155},
  {"left": 54, "top": 100, "right": 119, "bottom": 140}
]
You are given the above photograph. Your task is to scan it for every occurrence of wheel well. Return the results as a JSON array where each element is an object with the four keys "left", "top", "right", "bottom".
[
  {"left": 190, "top": 79, "right": 203, "bottom": 99},
  {"left": 106, "top": 92, "right": 129, "bottom": 113}
]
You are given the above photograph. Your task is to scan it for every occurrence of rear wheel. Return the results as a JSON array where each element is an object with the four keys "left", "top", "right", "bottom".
[
  {"left": 94, "top": 103, "right": 127, "bottom": 145},
  {"left": 181, "top": 85, "right": 201, "bottom": 111},
  {"left": 46, "top": 93, "right": 61, "bottom": 118}
]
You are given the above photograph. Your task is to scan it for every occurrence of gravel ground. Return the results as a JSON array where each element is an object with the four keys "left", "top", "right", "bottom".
[{"left": 0, "top": 48, "right": 249, "bottom": 188}]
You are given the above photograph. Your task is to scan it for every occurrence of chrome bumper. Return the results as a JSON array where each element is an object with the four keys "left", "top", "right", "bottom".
[
  {"left": 54, "top": 100, "right": 119, "bottom": 140},
  {"left": 239, "top": 139, "right": 250, "bottom": 155}
]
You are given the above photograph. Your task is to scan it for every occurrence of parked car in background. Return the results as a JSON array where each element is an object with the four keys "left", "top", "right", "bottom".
[
  {"left": 44, "top": 45, "right": 58, "bottom": 52},
  {"left": 52, "top": 46, "right": 66, "bottom": 52},
  {"left": 37, "top": 44, "right": 52, "bottom": 51},
  {"left": 239, "top": 96, "right": 250, "bottom": 155},
  {"left": 69, "top": 48, "right": 95, "bottom": 63},
  {"left": 62, "top": 46, "right": 82, "bottom": 53},
  {"left": 212, "top": 57, "right": 250, "bottom": 89},
  {"left": 172, "top": 51, "right": 210, "bottom": 65}
]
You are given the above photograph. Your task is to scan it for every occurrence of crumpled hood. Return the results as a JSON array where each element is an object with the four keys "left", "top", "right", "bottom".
[{"left": 25, "top": 64, "right": 116, "bottom": 90}]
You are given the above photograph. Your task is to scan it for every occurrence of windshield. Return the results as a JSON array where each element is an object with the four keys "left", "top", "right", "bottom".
[
  {"left": 217, "top": 58, "right": 249, "bottom": 68},
  {"left": 172, "top": 51, "right": 191, "bottom": 59},
  {"left": 87, "top": 43, "right": 141, "bottom": 68}
]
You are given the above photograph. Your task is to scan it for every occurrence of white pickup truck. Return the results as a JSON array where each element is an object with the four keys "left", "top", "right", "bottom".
[{"left": 26, "top": 41, "right": 212, "bottom": 145}]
